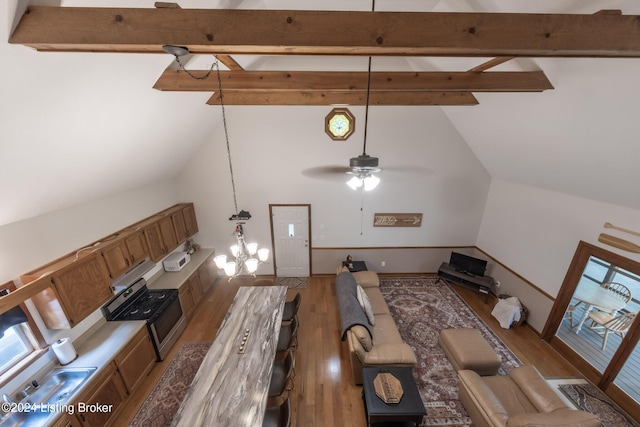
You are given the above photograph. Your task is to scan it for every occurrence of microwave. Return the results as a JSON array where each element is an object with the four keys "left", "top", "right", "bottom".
[{"left": 163, "top": 252, "right": 191, "bottom": 272}]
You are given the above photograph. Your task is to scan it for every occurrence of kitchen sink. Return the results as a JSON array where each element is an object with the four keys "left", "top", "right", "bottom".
[{"left": 0, "top": 367, "right": 97, "bottom": 426}]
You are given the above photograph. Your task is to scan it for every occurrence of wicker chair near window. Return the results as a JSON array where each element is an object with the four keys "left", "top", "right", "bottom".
[
  {"left": 594, "top": 282, "right": 632, "bottom": 315},
  {"left": 588, "top": 311, "right": 637, "bottom": 350}
]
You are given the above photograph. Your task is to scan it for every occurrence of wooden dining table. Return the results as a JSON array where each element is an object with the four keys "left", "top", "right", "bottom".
[
  {"left": 171, "top": 285, "right": 288, "bottom": 427},
  {"left": 571, "top": 283, "right": 628, "bottom": 333}
]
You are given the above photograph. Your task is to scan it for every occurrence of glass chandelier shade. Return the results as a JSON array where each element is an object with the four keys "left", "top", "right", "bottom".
[{"left": 213, "top": 224, "right": 269, "bottom": 278}]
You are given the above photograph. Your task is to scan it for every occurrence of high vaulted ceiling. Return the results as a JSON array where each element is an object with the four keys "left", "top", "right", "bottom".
[{"left": 3, "top": 0, "right": 640, "bottom": 227}]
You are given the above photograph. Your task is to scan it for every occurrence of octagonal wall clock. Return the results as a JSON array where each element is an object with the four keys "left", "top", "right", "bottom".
[{"left": 325, "top": 107, "right": 355, "bottom": 141}]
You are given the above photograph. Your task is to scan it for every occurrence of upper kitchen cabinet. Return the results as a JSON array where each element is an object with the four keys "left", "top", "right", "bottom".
[
  {"left": 141, "top": 216, "right": 179, "bottom": 262},
  {"left": 100, "top": 231, "right": 149, "bottom": 279},
  {"left": 25, "top": 252, "right": 114, "bottom": 329},
  {"left": 163, "top": 203, "right": 199, "bottom": 245}
]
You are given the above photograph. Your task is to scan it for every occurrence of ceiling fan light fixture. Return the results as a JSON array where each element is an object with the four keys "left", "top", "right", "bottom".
[
  {"left": 347, "top": 175, "right": 363, "bottom": 190},
  {"left": 363, "top": 174, "right": 380, "bottom": 191}
]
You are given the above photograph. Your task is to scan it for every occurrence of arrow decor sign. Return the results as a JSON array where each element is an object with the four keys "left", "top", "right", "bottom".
[{"left": 373, "top": 213, "right": 423, "bottom": 227}]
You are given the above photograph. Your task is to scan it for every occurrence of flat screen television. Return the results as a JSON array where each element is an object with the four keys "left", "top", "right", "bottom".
[{"left": 449, "top": 252, "right": 487, "bottom": 277}]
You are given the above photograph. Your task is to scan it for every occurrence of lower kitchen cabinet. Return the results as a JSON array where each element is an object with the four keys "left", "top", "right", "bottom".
[
  {"left": 73, "top": 361, "right": 127, "bottom": 427},
  {"left": 114, "top": 328, "right": 156, "bottom": 394},
  {"left": 51, "top": 413, "right": 82, "bottom": 427}
]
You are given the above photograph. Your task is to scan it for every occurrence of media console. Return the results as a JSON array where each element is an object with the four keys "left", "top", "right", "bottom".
[{"left": 436, "top": 262, "right": 495, "bottom": 303}]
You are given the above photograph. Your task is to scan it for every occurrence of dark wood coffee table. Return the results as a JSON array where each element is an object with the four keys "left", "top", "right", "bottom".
[{"left": 362, "top": 367, "right": 426, "bottom": 427}]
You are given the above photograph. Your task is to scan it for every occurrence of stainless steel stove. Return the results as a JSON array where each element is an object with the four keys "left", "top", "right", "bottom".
[{"left": 102, "top": 278, "right": 186, "bottom": 361}]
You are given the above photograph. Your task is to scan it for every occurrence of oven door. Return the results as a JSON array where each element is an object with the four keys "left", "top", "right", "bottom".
[{"left": 148, "top": 295, "right": 186, "bottom": 361}]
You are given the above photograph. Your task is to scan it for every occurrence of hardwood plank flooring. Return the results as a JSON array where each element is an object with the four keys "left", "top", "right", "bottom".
[{"left": 111, "top": 275, "right": 582, "bottom": 427}]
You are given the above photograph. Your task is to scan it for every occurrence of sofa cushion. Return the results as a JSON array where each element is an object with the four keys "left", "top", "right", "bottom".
[
  {"left": 371, "top": 314, "right": 405, "bottom": 345},
  {"left": 351, "top": 325, "right": 373, "bottom": 351},
  {"left": 353, "top": 271, "right": 380, "bottom": 288},
  {"left": 356, "top": 285, "right": 376, "bottom": 325},
  {"left": 364, "top": 288, "right": 391, "bottom": 315}
]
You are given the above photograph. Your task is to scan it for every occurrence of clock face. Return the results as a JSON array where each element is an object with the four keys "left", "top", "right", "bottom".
[{"left": 325, "top": 108, "right": 355, "bottom": 140}]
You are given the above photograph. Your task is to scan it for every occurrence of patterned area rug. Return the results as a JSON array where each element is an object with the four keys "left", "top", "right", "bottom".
[
  {"left": 129, "top": 342, "right": 211, "bottom": 427},
  {"left": 380, "top": 277, "right": 522, "bottom": 426},
  {"left": 559, "top": 382, "right": 640, "bottom": 427},
  {"left": 275, "top": 276, "right": 308, "bottom": 288}
]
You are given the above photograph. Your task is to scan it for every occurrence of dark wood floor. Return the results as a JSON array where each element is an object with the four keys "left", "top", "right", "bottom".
[{"left": 111, "top": 274, "right": 583, "bottom": 427}]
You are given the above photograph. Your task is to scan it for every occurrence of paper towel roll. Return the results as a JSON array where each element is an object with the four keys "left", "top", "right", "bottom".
[{"left": 52, "top": 338, "right": 77, "bottom": 365}]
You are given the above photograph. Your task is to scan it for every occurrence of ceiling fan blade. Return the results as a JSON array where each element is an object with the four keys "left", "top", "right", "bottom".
[
  {"left": 301, "top": 166, "right": 351, "bottom": 181},
  {"left": 383, "top": 165, "right": 433, "bottom": 176}
]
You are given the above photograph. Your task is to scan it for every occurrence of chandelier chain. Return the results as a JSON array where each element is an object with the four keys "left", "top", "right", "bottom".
[
  {"left": 174, "top": 56, "right": 215, "bottom": 80},
  {"left": 215, "top": 60, "right": 239, "bottom": 216}
]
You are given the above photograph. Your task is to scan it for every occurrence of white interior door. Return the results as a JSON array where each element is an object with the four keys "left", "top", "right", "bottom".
[{"left": 270, "top": 205, "right": 310, "bottom": 277}]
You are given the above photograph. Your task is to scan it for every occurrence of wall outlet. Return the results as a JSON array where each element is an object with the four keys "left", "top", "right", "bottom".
[{"left": 381, "top": 261, "right": 386, "bottom": 267}]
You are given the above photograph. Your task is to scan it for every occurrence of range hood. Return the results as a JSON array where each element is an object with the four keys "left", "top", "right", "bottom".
[{"left": 111, "top": 258, "right": 156, "bottom": 290}]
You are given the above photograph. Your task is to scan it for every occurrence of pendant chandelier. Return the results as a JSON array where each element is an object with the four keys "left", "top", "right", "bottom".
[{"left": 205, "top": 60, "right": 269, "bottom": 278}]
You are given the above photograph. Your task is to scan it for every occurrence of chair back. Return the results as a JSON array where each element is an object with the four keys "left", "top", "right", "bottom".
[
  {"left": 605, "top": 312, "right": 637, "bottom": 333},
  {"left": 280, "top": 397, "right": 291, "bottom": 427},
  {"left": 601, "top": 282, "right": 632, "bottom": 304}
]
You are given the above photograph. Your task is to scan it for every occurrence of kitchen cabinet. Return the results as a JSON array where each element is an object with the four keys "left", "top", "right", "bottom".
[
  {"left": 182, "top": 203, "right": 199, "bottom": 237},
  {"left": 51, "top": 413, "right": 82, "bottom": 427},
  {"left": 74, "top": 361, "right": 127, "bottom": 427},
  {"left": 114, "top": 327, "right": 156, "bottom": 394},
  {"left": 28, "top": 253, "right": 114, "bottom": 329},
  {"left": 101, "top": 231, "right": 150, "bottom": 279},
  {"left": 171, "top": 209, "right": 188, "bottom": 245},
  {"left": 179, "top": 270, "right": 204, "bottom": 320},
  {"left": 197, "top": 254, "right": 217, "bottom": 293},
  {"left": 143, "top": 216, "right": 178, "bottom": 262}
]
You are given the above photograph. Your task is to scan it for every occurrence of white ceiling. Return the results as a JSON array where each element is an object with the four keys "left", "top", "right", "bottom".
[{"left": 2, "top": 0, "right": 640, "bottom": 227}]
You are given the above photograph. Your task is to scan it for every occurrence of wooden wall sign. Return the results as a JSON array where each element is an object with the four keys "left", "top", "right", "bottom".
[{"left": 373, "top": 213, "right": 422, "bottom": 227}]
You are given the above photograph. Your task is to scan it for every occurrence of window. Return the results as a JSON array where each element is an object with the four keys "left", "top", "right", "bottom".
[
  {"left": 0, "top": 325, "right": 35, "bottom": 375},
  {"left": 0, "top": 281, "right": 46, "bottom": 382}
]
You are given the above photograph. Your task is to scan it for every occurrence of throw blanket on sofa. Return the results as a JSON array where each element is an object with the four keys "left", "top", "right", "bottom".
[{"left": 335, "top": 272, "right": 372, "bottom": 341}]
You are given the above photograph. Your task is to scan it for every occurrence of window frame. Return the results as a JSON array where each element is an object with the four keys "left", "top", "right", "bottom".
[{"left": 0, "top": 281, "right": 47, "bottom": 386}]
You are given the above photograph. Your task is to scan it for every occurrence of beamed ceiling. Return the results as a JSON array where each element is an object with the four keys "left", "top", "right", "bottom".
[{"left": 10, "top": 5, "right": 640, "bottom": 105}]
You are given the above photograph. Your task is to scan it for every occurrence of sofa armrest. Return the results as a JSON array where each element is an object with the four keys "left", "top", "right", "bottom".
[
  {"left": 507, "top": 408, "right": 601, "bottom": 427},
  {"left": 362, "top": 343, "right": 417, "bottom": 366},
  {"left": 458, "top": 369, "right": 509, "bottom": 427}
]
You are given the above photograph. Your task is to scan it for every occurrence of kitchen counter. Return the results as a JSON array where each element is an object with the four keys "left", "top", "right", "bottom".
[
  {"left": 31, "top": 248, "right": 215, "bottom": 426},
  {"left": 147, "top": 248, "right": 215, "bottom": 291}
]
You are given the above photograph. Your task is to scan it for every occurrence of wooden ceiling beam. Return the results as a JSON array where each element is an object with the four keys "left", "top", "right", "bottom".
[
  {"left": 206, "top": 90, "right": 478, "bottom": 106},
  {"left": 10, "top": 7, "right": 640, "bottom": 57},
  {"left": 154, "top": 70, "right": 553, "bottom": 92}
]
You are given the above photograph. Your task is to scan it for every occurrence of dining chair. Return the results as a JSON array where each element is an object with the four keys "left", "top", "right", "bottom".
[
  {"left": 262, "top": 396, "right": 291, "bottom": 427},
  {"left": 595, "top": 282, "right": 632, "bottom": 315},
  {"left": 277, "top": 314, "right": 299, "bottom": 353},
  {"left": 282, "top": 292, "right": 301, "bottom": 323},
  {"left": 563, "top": 298, "right": 583, "bottom": 327},
  {"left": 587, "top": 311, "right": 637, "bottom": 350},
  {"left": 268, "top": 350, "right": 296, "bottom": 398}
]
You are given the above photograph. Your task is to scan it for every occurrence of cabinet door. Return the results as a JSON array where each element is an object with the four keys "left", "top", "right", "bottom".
[
  {"left": 124, "top": 231, "right": 149, "bottom": 265},
  {"left": 114, "top": 328, "right": 156, "bottom": 393},
  {"left": 51, "top": 413, "right": 82, "bottom": 427},
  {"left": 51, "top": 254, "right": 113, "bottom": 327},
  {"left": 171, "top": 210, "right": 188, "bottom": 245},
  {"left": 179, "top": 284, "right": 195, "bottom": 320},
  {"left": 143, "top": 223, "right": 165, "bottom": 262},
  {"left": 190, "top": 271, "right": 203, "bottom": 303},
  {"left": 158, "top": 216, "right": 178, "bottom": 255},
  {"left": 101, "top": 242, "right": 132, "bottom": 279},
  {"left": 183, "top": 204, "right": 199, "bottom": 237},
  {"left": 76, "top": 363, "right": 127, "bottom": 427}
]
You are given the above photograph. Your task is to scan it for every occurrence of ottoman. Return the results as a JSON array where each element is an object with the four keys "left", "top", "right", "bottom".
[{"left": 438, "top": 328, "right": 501, "bottom": 376}]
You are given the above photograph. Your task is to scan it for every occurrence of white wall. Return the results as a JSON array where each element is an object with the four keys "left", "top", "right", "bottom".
[
  {"left": 477, "top": 179, "right": 640, "bottom": 299},
  {"left": 0, "top": 180, "right": 179, "bottom": 286},
  {"left": 177, "top": 105, "right": 492, "bottom": 274}
]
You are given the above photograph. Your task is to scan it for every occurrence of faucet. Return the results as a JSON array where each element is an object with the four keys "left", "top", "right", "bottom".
[{"left": 18, "top": 380, "right": 39, "bottom": 400}]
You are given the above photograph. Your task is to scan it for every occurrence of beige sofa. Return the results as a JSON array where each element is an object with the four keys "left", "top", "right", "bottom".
[
  {"left": 335, "top": 268, "right": 417, "bottom": 384},
  {"left": 458, "top": 365, "right": 601, "bottom": 427}
]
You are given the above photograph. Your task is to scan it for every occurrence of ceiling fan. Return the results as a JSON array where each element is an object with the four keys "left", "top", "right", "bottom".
[{"left": 302, "top": 56, "right": 430, "bottom": 189}]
